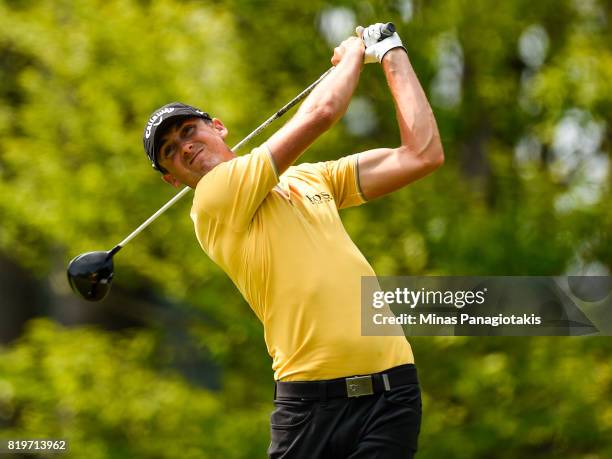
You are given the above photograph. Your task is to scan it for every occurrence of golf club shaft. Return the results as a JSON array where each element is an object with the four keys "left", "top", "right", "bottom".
[{"left": 110, "top": 66, "right": 336, "bottom": 256}]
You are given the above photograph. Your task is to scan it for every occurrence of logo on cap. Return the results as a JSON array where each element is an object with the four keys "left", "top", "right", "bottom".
[{"left": 145, "top": 107, "right": 176, "bottom": 139}]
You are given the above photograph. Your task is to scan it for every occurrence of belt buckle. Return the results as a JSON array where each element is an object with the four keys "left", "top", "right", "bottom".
[{"left": 345, "top": 375, "right": 374, "bottom": 397}]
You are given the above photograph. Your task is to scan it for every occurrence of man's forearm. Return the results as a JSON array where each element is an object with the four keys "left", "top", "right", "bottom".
[
  {"left": 297, "top": 49, "right": 363, "bottom": 124},
  {"left": 382, "top": 49, "right": 443, "bottom": 161},
  {"left": 266, "top": 39, "right": 364, "bottom": 174}
]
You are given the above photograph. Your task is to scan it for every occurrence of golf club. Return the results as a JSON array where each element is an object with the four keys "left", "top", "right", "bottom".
[{"left": 67, "top": 22, "right": 396, "bottom": 301}]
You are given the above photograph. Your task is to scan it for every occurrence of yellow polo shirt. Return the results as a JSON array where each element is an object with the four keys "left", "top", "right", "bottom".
[{"left": 191, "top": 144, "right": 413, "bottom": 381}]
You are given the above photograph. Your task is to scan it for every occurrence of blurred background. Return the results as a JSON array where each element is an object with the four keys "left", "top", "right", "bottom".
[{"left": 0, "top": 0, "right": 610, "bottom": 457}]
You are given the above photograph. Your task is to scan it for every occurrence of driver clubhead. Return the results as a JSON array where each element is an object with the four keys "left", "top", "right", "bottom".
[{"left": 67, "top": 251, "right": 114, "bottom": 301}]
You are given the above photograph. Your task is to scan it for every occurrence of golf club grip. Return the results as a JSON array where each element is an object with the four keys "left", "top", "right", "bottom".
[{"left": 380, "top": 22, "right": 396, "bottom": 38}]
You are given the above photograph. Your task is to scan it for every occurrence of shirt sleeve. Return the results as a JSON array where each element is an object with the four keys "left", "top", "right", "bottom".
[
  {"left": 313, "top": 153, "right": 366, "bottom": 209},
  {"left": 191, "top": 144, "right": 279, "bottom": 230}
]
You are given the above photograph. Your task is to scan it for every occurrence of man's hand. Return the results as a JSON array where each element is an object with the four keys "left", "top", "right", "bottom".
[
  {"left": 330, "top": 36, "right": 365, "bottom": 67},
  {"left": 358, "top": 23, "right": 406, "bottom": 64}
]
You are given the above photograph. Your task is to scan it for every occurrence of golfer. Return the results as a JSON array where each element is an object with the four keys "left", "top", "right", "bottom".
[{"left": 142, "top": 23, "right": 443, "bottom": 459}]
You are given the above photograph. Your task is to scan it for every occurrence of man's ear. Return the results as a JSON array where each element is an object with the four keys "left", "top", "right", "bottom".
[
  {"left": 162, "top": 173, "right": 181, "bottom": 188},
  {"left": 211, "top": 118, "right": 228, "bottom": 140}
]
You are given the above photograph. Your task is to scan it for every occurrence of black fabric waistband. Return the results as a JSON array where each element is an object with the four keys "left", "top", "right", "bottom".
[{"left": 275, "top": 364, "right": 418, "bottom": 401}]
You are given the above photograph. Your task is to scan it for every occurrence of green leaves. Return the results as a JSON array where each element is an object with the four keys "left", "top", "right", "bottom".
[{"left": 0, "top": 319, "right": 269, "bottom": 458}]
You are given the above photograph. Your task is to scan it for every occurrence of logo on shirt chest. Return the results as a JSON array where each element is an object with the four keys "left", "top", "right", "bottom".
[{"left": 305, "top": 191, "right": 333, "bottom": 205}]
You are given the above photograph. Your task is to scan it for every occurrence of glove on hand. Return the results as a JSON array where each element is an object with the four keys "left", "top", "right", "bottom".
[{"left": 357, "top": 22, "right": 406, "bottom": 64}]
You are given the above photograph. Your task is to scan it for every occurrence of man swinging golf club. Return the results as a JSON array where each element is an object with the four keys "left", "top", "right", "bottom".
[{"left": 142, "top": 23, "right": 444, "bottom": 458}]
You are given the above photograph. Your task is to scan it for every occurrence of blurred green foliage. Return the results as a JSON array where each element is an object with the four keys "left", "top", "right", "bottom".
[
  {"left": 0, "top": 319, "right": 269, "bottom": 458},
  {"left": 0, "top": 0, "right": 610, "bottom": 457}
]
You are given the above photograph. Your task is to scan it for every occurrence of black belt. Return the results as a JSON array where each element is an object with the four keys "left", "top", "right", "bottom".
[{"left": 275, "top": 364, "right": 418, "bottom": 401}]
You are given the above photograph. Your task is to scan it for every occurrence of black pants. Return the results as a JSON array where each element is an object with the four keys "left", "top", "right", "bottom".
[{"left": 268, "top": 366, "right": 422, "bottom": 458}]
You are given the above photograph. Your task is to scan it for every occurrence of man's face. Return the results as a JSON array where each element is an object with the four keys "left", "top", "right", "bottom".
[{"left": 157, "top": 117, "right": 236, "bottom": 188}]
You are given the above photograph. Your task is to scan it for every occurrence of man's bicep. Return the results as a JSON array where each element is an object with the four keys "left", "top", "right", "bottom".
[{"left": 357, "top": 147, "right": 442, "bottom": 200}]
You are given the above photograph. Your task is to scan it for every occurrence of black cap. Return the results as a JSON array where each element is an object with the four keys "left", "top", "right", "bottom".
[{"left": 143, "top": 102, "right": 211, "bottom": 172}]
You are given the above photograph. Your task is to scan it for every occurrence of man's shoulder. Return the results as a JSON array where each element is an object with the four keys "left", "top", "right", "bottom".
[
  {"left": 283, "top": 155, "right": 357, "bottom": 181},
  {"left": 284, "top": 160, "right": 325, "bottom": 178}
]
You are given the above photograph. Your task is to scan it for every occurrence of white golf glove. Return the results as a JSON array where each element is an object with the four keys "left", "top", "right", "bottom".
[{"left": 357, "top": 23, "right": 406, "bottom": 64}]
